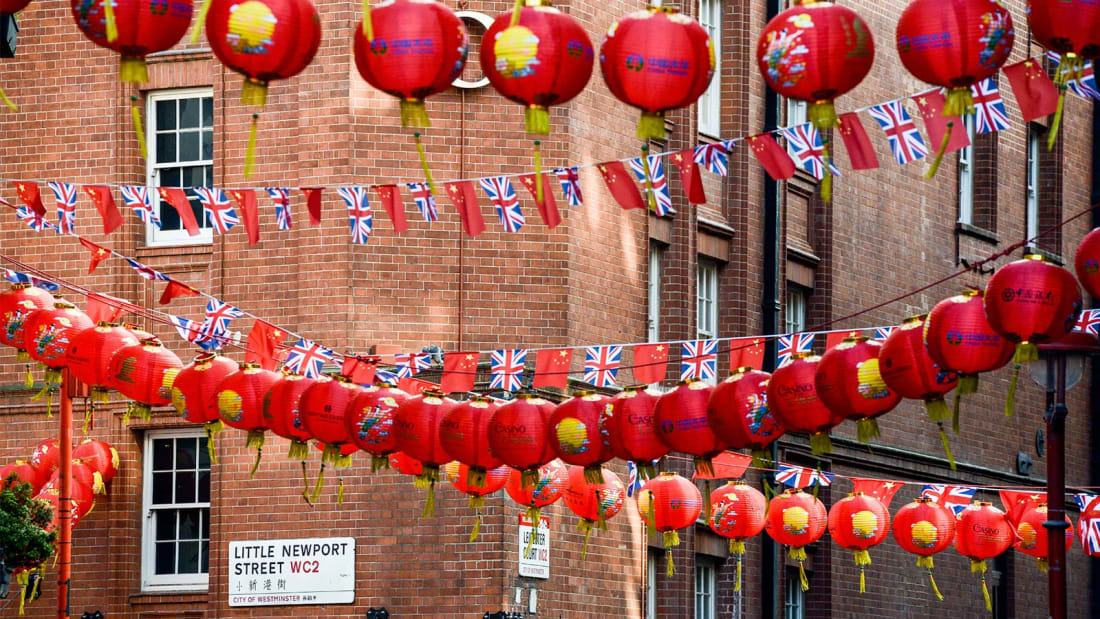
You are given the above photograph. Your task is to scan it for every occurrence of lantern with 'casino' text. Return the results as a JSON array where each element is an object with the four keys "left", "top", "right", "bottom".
[
  {"left": 563, "top": 465, "right": 625, "bottom": 558},
  {"left": 827, "top": 493, "right": 890, "bottom": 594},
  {"left": 815, "top": 337, "right": 901, "bottom": 443},
  {"left": 766, "top": 354, "right": 841, "bottom": 455},
  {"left": 637, "top": 472, "right": 703, "bottom": 576},
  {"left": 654, "top": 379, "right": 725, "bottom": 475},
  {"left": 707, "top": 367, "right": 783, "bottom": 460},
  {"left": 891, "top": 497, "right": 955, "bottom": 600},
  {"left": 440, "top": 396, "right": 502, "bottom": 488},
  {"left": 170, "top": 352, "right": 238, "bottom": 464},
  {"left": 954, "top": 501, "right": 1014, "bottom": 612},
  {"left": 765, "top": 488, "right": 827, "bottom": 592},
  {"left": 1074, "top": 227, "right": 1100, "bottom": 299},
  {"left": 603, "top": 385, "right": 666, "bottom": 479},
  {"left": 444, "top": 462, "right": 509, "bottom": 542},
  {"left": 488, "top": 393, "right": 556, "bottom": 488},
  {"left": 216, "top": 363, "right": 280, "bottom": 475},
  {"left": 108, "top": 338, "right": 183, "bottom": 423},
  {"left": 1014, "top": 503, "right": 1074, "bottom": 573},
  {"left": 1028, "top": 0, "right": 1100, "bottom": 147},
  {"left": 709, "top": 481, "right": 766, "bottom": 592},
  {"left": 394, "top": 389, "right": 456, "bottom": 517},
  {"left": 345, "top": 382, "right": 409, "bottom": 472},
  {"left": 549, "top": 391, "right": 613, "bottom": 484}
]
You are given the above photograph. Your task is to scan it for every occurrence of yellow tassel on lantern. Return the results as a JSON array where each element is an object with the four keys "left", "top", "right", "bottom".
[
  {"left": 730, "top": 540, "right": 745, "bottom": 592},
  {"left": 311, "top": 463, "right": 327, "bottom": 502},
  {"left": 925, "top": 398, "right": 950, "bottom": 422},
  {"left": 246, "top": 431, "right": 264, "bottom": 478},
  {"left": 300, "top": 461, "right": 311, "bottom": 502},
  {"left": 856, "top": 418, "right": 881, "bottom": 443},
  {"left": 1048, "top": 54, "right": 1081, "bottom": 151},
  {"left": 92, "top": 470, "right": 106, "bottom": 495},
  {"left": 371, "top": 454, "right": 389, "bottom": 473},
  {"left": 1005, "top": 363, "right": 1020, "bottom": 418},
  {"left": 972, "top": 559, "right": 992, "bottom": 612},
  {"left": 0, "top": 84, "right": 18, "bottom": 112},
  {"left": 809, "top": 432, "right": 833, "bottom": 455},
  {"left": 413, "top": 132, "right": 436, "bottom": 194},
  {"left": 191, "top": 0, "right": 213, "bottom": 44},
  {"left": 925, "top": 121, "right": 954, "bottom": 180},
  {"left": 361, "top": 0, "right": 374, "bottom": 40},
  {"left": 104, "top": 0, "right": 118, "bottom": 43},
  {"left": 16, "top": 570, "right": 28, "bottom": 615},
  {"left": 204, "top": 419, "right": 223, "bottom": 465},
  {"left": 399, "top": 99, "right": 430, "bottom": 128},
  {"left": 787, "top": 546, "right": 810, "bottom": 591},
  {"left": 937, "top": 422, "right": 956, "bottom": 471},
  {"left": 534, "top": 140, "right": 544, "bottom": 203},
  {"left": 131, "top": 95, "right": 147, "bottom": 160},
  {"left": 820, "top": 138, "right": 833, "bottom": 203},
  {"left": 244, "top": 113, "right": 259, "bottom": 179},
  {"left": 524, "top": 506, "right": 541, "bottom": 559},
  {"left": 82, "top": 402, "right": 94, "bottom": 435},
  {"left": 525, "top": 104, "right": 550, "bottom": 135},
  {"left": 854, "top": 550, "right": 871, "bottom": 594},
  {"left": 509, "top": 0, "right": 523, "bottom": 26},
  {"left": 240, "top": 79, "right": 268, "bottom": 106},
  {"left": 470, "top": 509, "right": 482, "bottom": 542},
  {"left": 694, "top": 457, "right": 714, "bottom": 478},
  {"left": 917, "top": 555, "right": 944, "bottom": 601},
  {"left": 288, "top": 439, "right": 309, "bottom": 461},
  {"left": 120, "top": 58, "right": 149, "bottom": 84},
  {"left": 521, "top": 467, "right": 539, "bottom": 490},
  {"left": 641, "top": 145, "right": 657, "bottom": 211},
  {"left": 584, "top": 466, "right": 605, "bottom": 485},
  {"left": 336, "top": 477, "right": 345, "bottom": 505},
  {"left": 418, "top": 467, "right": 439, "bottom": 518},
  {"left": 577, "top": 519, "right": 594, "bottom": 559},
  {"left": 637, "top": 111, "right": 666, "bottom": 141},
  {"left": 24, "top": 364, "right": 33, "bottom": 388}
]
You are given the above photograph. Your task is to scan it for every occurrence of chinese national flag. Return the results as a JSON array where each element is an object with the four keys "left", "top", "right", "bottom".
[
  {"left": 301, "top": 188, "right": 323, "bottom": 226},
  {"left": 838, "top": 113, "right": 880, "bottom": 171},
  {"left": 443, "top": 181, "right": 484, "bottom": 237},
  {"left": 79, "top": 238, "right": 112, "bottom": 274},
  {"left": 671, "top": 149, "right": 707, "bottom": 205},
  {"left": 244, "top": 319, "right": 285, "bottom": 370},
  {"left": 517, "top": 173, "right": 561, "bottom": 229},
  {"left": 749, "top": 134, "right": 796, "bottom": 180},
  {"left": 399, "top": 377, "right": 438, "bottom": 395},
  {"left": 851, "top": 477, "right": 903, "bottom": 508},
  {"left": 157, "top": 188, "right": 200, "bottom": 236},
  {"left": 158, "top": 279, "right": 200, "bottom": 305},
  {"left": 1004, "top": 59, "right": 1060, "bottom": 122},
  {"left": 533, "top": 348, "right": 572, "bottom": 389},
  {"left": 597, "top": 162, "right": 647, "bottom": 211},
  {"left": 693, "top": 452, "right": 752, "bottom": 480},
  {"left": 86, "top": 293, "right": 140, "bottom": 323},
  {"left": 13, "top": 181, "right": 45, "bottom": 220},
  {"left": 825, "top": 329, "right": 863, "bottom": 350},
  {"left": 999, "top": 490, "right": 1045, "bottom": 525},
  {"left": 83, "top": 185, "right": 123, "bottom": 235},
  {"left": 632, "top": 343, "right": 669, "bottom": 384},
  {"left": 441, "top": 350, "right": 479, "bottom": 393},
  {"left": 341, "top": 356, "right": 379, "bottom": 385},
  {"left": 229, "top": 189, "right": 260, "bottom": 245},
  {"left": 374, "top": 185, "right": 407, "bottom": 233},
  {"left": 729, "top": 337, "right": 765, "bottom": 371},
  {"left": 913, "top": 92, "right": 970, "bottom": 154}
]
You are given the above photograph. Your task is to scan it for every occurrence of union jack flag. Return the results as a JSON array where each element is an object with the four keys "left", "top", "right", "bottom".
[
  {"left": 479, "top": 176, "right": 525, "bottom": 233},
  {"left": 490, "top": 348, "right": 527, "bottom": 391},
  {"left": 628, "top": 155, "right": 674, "bottom": 216},
  {"left": 168, "top": 314, "right": 207, "bottom": 345},
  {"left": 680, "top": 339, "right": 717, "bottom": 381},
  {"left": 199, "top": 299, "right": 243, "bottom": 346},
  {"left": 283, "top": 337, "right": 333, "bottom": 378},
  {"left": 969, "top": 78, "right": 1010, "bottom": 134},
  {"left": 395, "top": 352, "right": 432, "bottom": 379},
  {"left": 782, "top": 123, "right": 841, "bottom": 180},
  {"left": 338, "top": 186, "right": 373, "bottom": 244},
  {"left": 124, "top": 257, "right": 168, "bottom": 281},
  {"left": 2, "top": 269, "right": 58, "bottom": 291},
  {"left": 120, "top": 185, "right": 161, "bottom": 228},
  {"left": 406, "top": 182, "right": 437, "bottom": 222},
  {"left": 266, "top": 187, "right": 292, "bottom": 230},
  {"left": 921, "top": 484, "right": 977, "bottom": 517},
  {"left": 583, "top": 345, "right": 622, "bottom": 388},
  {"left": 47, "top": 181, "right": 77, "bottom": 234},
  {"left": 554, "top": 167, "right": 583, "bottom": 206},
  {"left": 1048, "top": 52, "right": 1100, "bottom": 100},
  {"left": 375, "top": 368, "right": 400, "bottom": 385},
  {"left": 868, "top": 101, "right": 929, "bottom": 165},
  {"left": 626, "top": 461, "right": 649, "bottom": 498},
  {"left": 15, "top": 206, "right": 57, "bottom": 233},
  {"left": 693, "top": 141, "right": 730, "bottom": 176},
  {"left": 1084, "top": 516, "right": 1100, "bottom": 555},
  {"left": 1075, "top": 493, "right": 1099, "bottom": 512},
  {"left": 1074, "top": 309, "right": 1100, "bottom": 335},
  {"left": 193, "top": 187, "right": 239, "bottom": 234},
  {"left": 775, "top": 464, "right": 834, "bottom": 489},
  {"left": 776, "top": 332, "right": 815, "bottom": 366},
  {"left": 874, "top": 326, "right": 896, "bottom": 342}
]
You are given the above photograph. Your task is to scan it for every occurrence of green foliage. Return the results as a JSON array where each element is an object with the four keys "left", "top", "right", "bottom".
[{"left": 0, "top": 474, "right": 56, "bottom": 570}]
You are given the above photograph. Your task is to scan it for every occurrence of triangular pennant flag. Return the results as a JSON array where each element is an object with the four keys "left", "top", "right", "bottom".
[
  {"left": 671, "top": 149, "right": 707, "bottom": 205},
  {"left": 13, "top": 181, "right": 45, "bottom": 220},
  {"left": 157, "top": 188, "right": 200, "bottom": 236},
  {"left": 441, "top": 351, "right": 479, "bottom": 393},
  {"left": 850, "top": 478, "right": 903, "bottom": 509},
  {"left": 228, "top": 189, "right": 260, "bottom": 245},
  {"left": 729, "top": 337, "right": 765, "bottom": 371},
  {"left": 825, "top": 329, "right": 863, "bottom": 350},
  {"left": 158, "top": 279, "right": 200, "bottom": 305},
  {"left": 999, "top": 490, "right": 1045, "bottom": 526},
  {"left": 244, "top": 319, "right": 285, "bottom": 370},
  {"left": 632, "top": 343, "right": 669, "bottom": 385},
  {"left": 82, "top": 185, "right": 123, "bottom": 235},
  {"left": 554, "top": 167, "right": 583, "bottom": 206},
  {"left": 748, "top": 134, "right": 796, "bottom": 181},
  {"left": 398, "top": 376, "right": 438, "bottom": 395},
  {"left": 374, "top": 185, "right": 408, "bottom": 233},
  {"left": 517, "top": 173, "right": 562, "bottom": 229},
  {"left": 692, "top": 452, "right": 752, "bottom": 480},
  {"left": 125, "top": 257, "right": 168, "bottom": 281},
  {"left": 47, "top": 182, "right": 78, "bottom": 234},
  {"left": 79, "top": 238, "right": 112, "bottom": 274},
  {"left": 913, "top": 91, "right": 970, "bottom": 154},
  {"left": 838, "top": 112, "right": 880, "bottom": 171},
  {"left": 341, "top": 355, "right": 379, "bottom": 385},
  {"left": 301, "top": 187, "right": 323, "bottom": 226},
  {"left": 533, "top": 348, "right": 572, "bottom": 389},
  {"left": 597, "top": 162, "right": 647, "bottom": 211},
  {"left": 480, "top": 176, "right": 525, "bottom": 233},
  {"left": 443, "top": 181, "right": 485, "bottom": 237},
  {"left": 1003, "top": 59, "right": 1060, "bottom": 122},
  {"left": 86, "top": 293, "right": 139, "bottom": 324}
]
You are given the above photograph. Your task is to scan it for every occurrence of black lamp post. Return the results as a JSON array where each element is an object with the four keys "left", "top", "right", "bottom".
[{"left": 1028, "top": 329, "right": 1100, "bottom": 619}]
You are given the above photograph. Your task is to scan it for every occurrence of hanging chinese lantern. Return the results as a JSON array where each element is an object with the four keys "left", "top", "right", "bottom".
[
  {"left": 440, "top": 396, "right": 502, "bottom": 489},
  {"left": 345, "top": 382, "right": 409, "bottom": 472},
  {"left": 488, "top": 393, "right": 556, "bottom": 488},
  {"left": 394, "top": 389, "right": 457, "bottom": 516},
  {"left": 708, "top": 481, "right": 766, "bottom": 593},
  {"left": 827, "top": 493, "right": 890, "bottom": 594},
  {"left": 757, "top": 0, "right": 874, "bottom": 198},
  {"left": 766, "top": 353, "right": 841, "bottom": 455},
  {"left": 215, "top": 362, "right": 280, "bottom": 475},
  {"left": 815, "top": 337, "right": 901, "bottom": 443},
  {"left": 169, "top": 352, "right": 238, "bottom": 464},
  {"left": 924, "top": 289, "right": 1016, "bottom": 427},
  {"left": 707, "top": 367, "right": 784, "bottom": 460},
  {"left": 879, "top": 315, "right": 958, "bottom": 432},
  {"left": 954, "top": 501, "right": 1014, "bottom": 612},
  {"left": 637, "top": 472, "right": 702, "bottom": 576},
  {"left": 548, "top": 391, "right": 613, "bottom": 484},
  {"left": 51, "top": 460, "right": 108, "bottom": 496},
  {"left": 603, "top": 385, "right": 667, "bottom": 479},
  {"left": 891, "top": 497, "right": 956, "bottom": 600},
  {"left": 985, "top": 255, "right": 1082, "bottom": 363},
  {"left": 0, "top": 460, "right": 46, "bottom": 495},
  {"left": 505, "top": 459, "right": 567, "bottom": 528},
  {"left": 299, "top": 375, "right": 362, "bottom": 502},
  {"left": 205, "top": 0, "right": 322, "bottom": 175},
  {"left": 107, "top": 338, "right": 183, "bottom": 423},
  {"left": 653, "top": 379, "right": 725, "bottom": 475},
  {"left": 562, "top": 465, "right": 625, "bottom": 558},
  {"left": 895, "top": 0, "right": 1015, "bottom": 175},
  {"left": 764, "top": 488, "right": 827, "bottom": 592},
  {"left": 1028, "top": 0, "right": 1100, "bottom": 147},
  {"left": 68, "top": 323, "right": 140, "bottom": 404},
  {"left": 24, "top": 299, "right": 93, "bottom": 385},
  {"left": 481, "top": 0, "right": 592, "bottom": 200},
  {"left": 72, "top": 439, "right": 120, "bottom": 486},
  {"left": 30, "top": 440, "right": 60, "bottom": 477},
  {"left": 37, "top": 476, "right": 96, "bottom": 530},
  {"left": 0, "top": 284, "right": 53, "bottom": 359},
  {"left": 444, "top": 461, "right": 509, "bottom": 542},
  {"left": 1074, "top": 227, "right": 1100, "bottom": 299},
  {"left": 265, "top": 372, "right": 317, "bottom": 459},
  {"left": 1014, "top": 502, "right": 1074, "bottom": 573}
]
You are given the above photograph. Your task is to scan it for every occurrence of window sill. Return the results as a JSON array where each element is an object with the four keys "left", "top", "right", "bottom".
[
  {"left": 130, "top": 589, "right": 208, "bottom": 605},
  {"left": 956, "top": 222, "right": 1000, "bottom": 245},
  {"left": 1025, "top": 245, "right": 1064, "bottom": 265},
  {"left": 135, "top": 242, "right": 215, "bottom": 261}
]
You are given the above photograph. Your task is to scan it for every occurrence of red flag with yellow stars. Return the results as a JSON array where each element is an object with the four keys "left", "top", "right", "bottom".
[
  {"left": 245, "top": 319, "right": 286, "bottom": 370},
  {"left": 374, "top": 185, "right": 407, "bottom": 233},
  {"left": 443, "top": 181, "right": 484, "bottom": 237},
  {"left": 158, "top": 279, "right": 200, "bottom": 305},
  {"left": 913, "top": 92, "right": 970, "bottom": 154},
  {"left": 517, "top": 173, "right": 561, "bottom": 229},
  {"left": 999, "top": 490, "right": 1045, "bottom": 526},
  {"left": 341, "top": 355, "right": 379, "bottom": 385},
  {"left": 533, "top": 348, "right": 572, "bottom": 389},
  {"left": 748, "top": 134, "right": 796, "bottom": 181},
  {"left": 693, "top": 452, "right": 752, "bottom": 480},
  {"left": 632, "top": 343, "right": 669, "bottom": 384},
  {"left": 79, "top": 238, "right": 112, "bottom": 274},
  {"left": 399, "top": 377, "right": 437, "bottom": 395},
  {"left": 838, "top": 113, "right": 880, "bottom": 171},
  {"left": 729, "top": 337, "right": 765, "bottom": 371},
  {"left": 82, "top": 185, "right": 123, "bottom": 235},
  {"left": 14, "top": 181, "right": 45, "bottom": 220},
  {"left": 850, "top": 477, "right": 903, "bottom": 508},
  {"left": 671, "top": 149, "right": 706, "bottom": 205},
  {"left": 301, "top": 188, "right": 323, "bottom": 226},
  {"left": 597, "top": 162, "right": 647, "bottom": 211},
  {"left": 228, "top": 189, "right": 260, "bottom": 245},
  {"left": 441, "top": 350, "right": 479, "bottom": 393},
  {"left": 825, "top": 329, "right": 863, "bottom": 350},
  {"left": 86, "top": 292, "right": 138, "bottom": 324},
  {"left": 1004, "top": 59, "right": 1060, "bottom": 122},
  {"left": 157, "top": 188, "right": 200, "bottom": 236}
]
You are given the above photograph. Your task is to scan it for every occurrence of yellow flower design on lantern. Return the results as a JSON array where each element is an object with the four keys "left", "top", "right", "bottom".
[
  {"left": 555, "top": 418, "right": 590, "bottom": 455},
  {"left": 783, "top": 506, "right": 809, "bottom": 535},
  {"left": 910, "top": 520, "right": 939, "bottom": 549},
  {"left": 856, "top": 358, "right": 891, "bottom": 400},
  {"left": 1017, "top": 522, "right": 1038, "bottom": 550},
  {"left": 226, "top": 1, "right": 278, "bottom": 55},
  {"left": 851, "top": 510, "right": 879, "bottom": 539},
  {"left": 494, "top": 26, "right": 541, "bottom": 78},
  {"left": 218, "top": 390, "right": 245, "bottom": 423}
]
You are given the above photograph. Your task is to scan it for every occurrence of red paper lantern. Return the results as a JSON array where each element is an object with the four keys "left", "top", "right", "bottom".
[
  {"left": 345, "top": 382, "right": 409, "bottom": 471},
  {"left": 827, "top": 493, "right": 891, "bottom": 593},
  {"left": 215, "top": 362, "right": 280, "bottom": 473},
  {"left": 1014, "top": 502, "right": 1074, "bottom": 573},
  {"left": 600, "top": 4, "right": 713, "bottom": 139},
  {"left": 30, "top": 440, "right": 60, "bottom": 477},
  {"left": 637, "top": 472, "right": 703, "bottom": 575},
  {"left": 505, "top": 459, "right": 567, "bottom": 524},
  {"left": 892, "top": 497, "right": 956, "bottom": 600},
  {"left": 389, "top": 451, "right": 423, "bottom": 477},
  {"left": 265, "top": 373, "right": 318, "bottom": 460},
  {"left": 0, "top": 284, "right": 53, "bottom": 357},
  {"left": 37, "top": 477, "right": 95, "bottom": 531},
  {"left": 766, "top": 353, "right": 840, "bottom": 455},
  {"left": 488, "top": 393, "right": 556, "bottom": 486},
  {"left": 394, "top": 389, "right": 457, "bottom": 516},
  {"left": 352, "top": 0, "right": 468, "bottom": 127},
  {"left": 653, "top": 379, "right": 725, "bottom": 475},
  {"left": 59, "top": 460, "right": 108, "bottom": 496},
  {"left": 603, "top": 385, "right": 667, "bottom": 479},
  {"left": 548, "top": 391, "right": 613, "bottom": 483},
  {"left": 23, "top": 300, "right": 93, "bottom": 380},
  {"left": 709, "top": 481, "right": 766, "bottom": 592},
  {"left": 954, "top": 501, "right": 1014, "bottom": 611},
  {"left": 924, "top": 289, "right": 1015, "bottom": 399},
  {"left": 440, "top": 396, "right": 502, "bottom": 488},
  {"left": 107, "top": 338, "right": 183, "bottom": 422},
  {"left": 1074, "top": 227, "right": 1100, "bottom": 299},
  {"left": 563, "top": 465, "right": 625, "bottom": 558},
  {"left": 71, "top": 0, "right": 194, "bottom": 82},
  {"left": 984, "top": 255, "right": 1083, "bottom": 361},
  {"left": 72, "top": 439, "right": 120, "bottom": 485},
  {"left": 880, "top": 316, "right": 958, "bottom": 421},
  {"left": 444, "top": 461, "right": 509, "bottom": 542},
  {"left": 67, "top": 323, "right": 140, "bottom": 403},
  {"left": 765, "top": 488, "right": 827, "bottom": 591},
  {"left": 815, "top": 337, "right": 901, "bottom": 443},
  {"left": 300, "top": 376, "right": 363, "bottom": 464},
  {"left": 1029, "top": 0, "right": 1100, "bottom": 59},
  {"left": 0, "top": 460, "right": 46, "bottom": 495},
  {"left": 707, "top": 367, "right": 784, "bottom": 455},
  {"left": 168, "top": 352, "right": 238, "bottom": 464}
]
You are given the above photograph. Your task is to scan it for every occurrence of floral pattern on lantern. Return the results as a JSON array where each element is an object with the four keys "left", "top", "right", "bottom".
[
  {"left": 765, "top": 488, "right": 827, "bottom": 592},
  {"left": 815, "top": 337, "right": 901, "bottom": 443},
  {"left": 562, "top": 465, "right": 625, "bottom": 558},
  {"left": 637, "top": 472, "right": 702, "bottom": 576}
]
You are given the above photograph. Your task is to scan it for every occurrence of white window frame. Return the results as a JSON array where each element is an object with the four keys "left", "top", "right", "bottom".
[
  {"left": 697, "top": 260, "right": 718, "bottom": 340},
  {"left": 958, "top": 114, "right": 976, "bottom": 226},
  {"left": 784, "top": 566, "right": 805, "bottom": 619},
  {"left": 146, "top": 87, "right": 215, "bottom": 247},
  {"left": 697, "top": 0, "right": 721, "bottom": 137},
  {"left": 695, "top": 561, "right": 716, "bottom": 619},
  {"left": 141, "top": 427, "right": 211, "bottom": 592},
  {"left": 786, "top": 98, "right": 807, "bottom": 157},
  {"left": 785, "top": 284, "right": 807, "bottom": 335},
  {"left": 648, "top": 243, "right": 663, "bottom": 343},
  {"left": 646, "top": 551, "right": 658, "bottom": 619},
  {"left": 1025, "top": 126, "right": 1041, "bottom": 246}
]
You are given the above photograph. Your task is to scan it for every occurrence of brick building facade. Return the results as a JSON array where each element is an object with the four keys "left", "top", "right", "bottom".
[{"left": 0, "top": 0, "right": 1096, "bottom": 617}]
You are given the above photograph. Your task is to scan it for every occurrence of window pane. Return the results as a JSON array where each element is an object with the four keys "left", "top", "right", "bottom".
[
  {"left": 155, "top": 510, "right": 176, "bottom": 541},
  {"left": 179, "top": 131, "right": 201, "bottom": 162},
  {"left": 198, "top": 471, "right": 211, "bottom": 503},
  {"left": 152, "top": 472, "right": 174, "bottom": 504},
  {"left": 178, "top": 541, "right": 200, "bottom": 574},
  {"left": 199, "top": 438, "right": 210, "bottom": 468},
  {"left": 201, "top": 541, "right": 210, "bottom": 573},
  {"left": 201, "top": 130, "right": 214, "bottom": 160},
  {"left": 202, "top": 98, "right": 213, "bottom": 127},
  {"left": 201, "top": 510, "right": 210, "bottom": 539},
  {"left": 155, "top": 100, "right": 176, "bottom": 131},
  {"left": 175, "top": 471, "right": 196, "bottom": 504},
  {"left": 179, "top": 508, "right": 201, "bottom": 540},
  {"left": 156, "top": 133, "right": 177, "bottom": 164},
  {"left": 160, "top": 167, "right": 181, "bottom": 187},
  {"left": 152, "top": 439, "right": 174, "bottom": 470},
  {"left": 159, "top": 195, "right": 182, "bottom": 231},
  {"left": 182, "top": 165, "right": 206, "bottom": 188},
  {"left": 179, "top": 98, "right": 201, "bottom": 129},
  {"left": 155, "top": 542, "right": 176, "bottom": 575},
  {"left": 176, "top": 438, "right": 197, "bottom": 470}
]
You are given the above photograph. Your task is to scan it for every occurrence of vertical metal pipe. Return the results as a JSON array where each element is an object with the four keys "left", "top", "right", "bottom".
[
  {"left": 56, "top": 370, "right": 72, "bottom": 619},
  {"left": 1045, "top": 354, "right": 1068, "bottom": 619}
]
